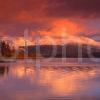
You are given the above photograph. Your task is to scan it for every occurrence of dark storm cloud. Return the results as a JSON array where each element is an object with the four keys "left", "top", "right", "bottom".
[
  {"left": 45, "top": 0, "right": 100, "bottom": 18},
  {"left": 0, "top": 0, "right": 100, "bottom": 21}
]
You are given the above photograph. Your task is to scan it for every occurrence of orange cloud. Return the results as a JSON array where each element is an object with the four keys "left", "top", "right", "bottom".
[
  {"left": 14, "top": 37, "right": 33, "bottom": 47},
  {"left": 51, "top": 19, "right": 84, "bottom": 35},
  {"left": 28, "top": 19, "right": 100, "bottom": 46},
  {"left": 35, "top": 19, "right": 85, "bottom": 38}
]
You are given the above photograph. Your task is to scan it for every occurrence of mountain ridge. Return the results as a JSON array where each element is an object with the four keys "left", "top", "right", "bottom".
[{"left": 19, "top": 43, "right": 100, "bottom": 58}]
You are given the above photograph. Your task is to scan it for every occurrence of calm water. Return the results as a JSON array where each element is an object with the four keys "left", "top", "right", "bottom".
[{"left": 0, "top": 58, "right": 100, "bottom": 100}]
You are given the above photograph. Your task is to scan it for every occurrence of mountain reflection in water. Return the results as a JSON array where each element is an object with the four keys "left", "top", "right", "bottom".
[{"left": 0, "top": 61, "right": 100, "bottom": 100}]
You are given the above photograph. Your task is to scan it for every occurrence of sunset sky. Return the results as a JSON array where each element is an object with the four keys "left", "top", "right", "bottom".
[{"left": 0, "top": 0, "right": 100, "bottom": 46}]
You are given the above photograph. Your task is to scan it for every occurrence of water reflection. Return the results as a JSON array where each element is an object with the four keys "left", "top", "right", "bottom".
[
  {"left": 38, "top": 66, "right": 97, "bottom": 96},
  {"left": 0, "top": 66, "right": 9, "bottom": 76},
  {"left": 0, "top": 62, "right": 99, "bottom": 100}
]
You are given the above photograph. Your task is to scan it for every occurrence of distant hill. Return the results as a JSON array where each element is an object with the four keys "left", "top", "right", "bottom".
[{"left": 19, "top": 43, "right": 100, "bottom": 58}]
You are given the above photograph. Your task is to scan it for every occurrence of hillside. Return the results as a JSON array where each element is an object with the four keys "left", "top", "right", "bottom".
[{"left": 19, "top": 43, "right": 100, "bottom": 58}]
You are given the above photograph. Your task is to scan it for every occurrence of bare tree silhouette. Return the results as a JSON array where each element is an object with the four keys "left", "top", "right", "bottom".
[{"left": 0, "top": 40, "right": 15, "bottom": 58}]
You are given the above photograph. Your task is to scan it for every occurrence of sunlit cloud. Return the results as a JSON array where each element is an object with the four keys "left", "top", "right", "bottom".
[{"left": 0, "top": 0, "right": 100, "bottom": 46}]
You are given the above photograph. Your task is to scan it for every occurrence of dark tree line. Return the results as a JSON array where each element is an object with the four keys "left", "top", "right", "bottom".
[{"left": 0, "top": 40, "right": 15, "bottom": 57}]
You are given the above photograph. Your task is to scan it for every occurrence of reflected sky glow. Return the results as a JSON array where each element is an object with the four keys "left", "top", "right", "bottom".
[{"left": 0, "top": 61, "right": 99, "bottom": 100}]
